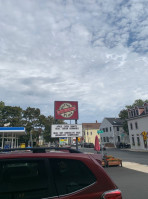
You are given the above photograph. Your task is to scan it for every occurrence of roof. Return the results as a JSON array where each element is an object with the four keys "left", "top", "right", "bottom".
[
  {"left": 105, "top": 118, "right": 124, "bottom": 126},
  {"left": 127, "top": 105, "right": 148, "bottom": 120},
  {"left": 0, "top": 127, "right": 25, "bottom": 132},
  {"left": 82, "top": 123, "right": 101, "bottom": 129},
  {"left": 0, "top": 127, "right": 26, "bottom": 135}
]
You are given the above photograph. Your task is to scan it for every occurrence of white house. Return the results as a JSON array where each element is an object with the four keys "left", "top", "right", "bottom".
[
  {"left": 127, "top": 103, "right": 148, "bottom": 151},
  {"left": 100, "top": 118, "right": 129, "bottom": 147}
]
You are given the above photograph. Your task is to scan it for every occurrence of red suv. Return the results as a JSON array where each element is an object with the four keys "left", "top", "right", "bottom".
[{"left": 0, "top": 147, "right": 122, "bottom": 199}]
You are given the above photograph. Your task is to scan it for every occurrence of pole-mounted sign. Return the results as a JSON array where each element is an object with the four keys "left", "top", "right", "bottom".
[
  {"left": 97, "top": 130, "right": 104, "bottom": 134},
  {"left": 51, "top": 124, "right": 82, "bottom": 138},
  {"left": 54, "top": 101, "right": 78, "bottom": 120}
]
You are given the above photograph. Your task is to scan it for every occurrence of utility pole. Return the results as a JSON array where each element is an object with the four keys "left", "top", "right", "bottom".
[
  {"left": 75, "top": 119, "right": 78, "bottom": 150},
  {"left": 30, "top": 129, "right": 33, "bottom": 147}
]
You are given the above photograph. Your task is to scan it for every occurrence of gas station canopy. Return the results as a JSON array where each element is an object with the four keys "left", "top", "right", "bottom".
[{"left": 0, "top": 127, "right": 26, "bottom": 149}]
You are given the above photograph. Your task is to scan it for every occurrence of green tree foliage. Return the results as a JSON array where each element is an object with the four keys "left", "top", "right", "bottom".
[
  {"left": 0, "top": 101, "right": 5, "bottom": 109},
  {"left": 0, "top": 101, "right": 5, "bottom": 126},
  {"left": 23, "top": 107, "right": 41, "bottom": 131},
  {"left": 1, "top": 105, "right": 23, "bottom": 127},
  {"left": 119, "top": 99, "right": 148, "bottom": 134},
  {"left": 43, "top": 116, "right": 65, "bottom": 143},
  {"left": 0, "top": 102, "right": 65, "bottom": 145}
]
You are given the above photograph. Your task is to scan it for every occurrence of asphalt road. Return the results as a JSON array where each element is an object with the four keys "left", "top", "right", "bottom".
[
  {"left": 104, "top": 148, "right": 148, "bottom": 165},
  {"left": 78, "top": 147, "right": 148, "bottom": 199},
  {"left": 79, "top": 147, "right": 148, "bottom": 164}
]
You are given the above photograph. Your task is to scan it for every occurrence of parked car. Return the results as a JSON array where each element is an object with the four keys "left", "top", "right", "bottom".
[
  {"left": 88, "top": 142, "right": 94, "bottom": 148},
  {"left": 82, "top": 142, "right": 95, "bottom": 148},
  {"left": 0, "top": 147, "right": 122, "bottom": 199},
  {"left": 100, "top": 145, "right": 106, "bottom": 151},
  {"left": 116, "top": 142, "right": 131, "bottom": 149},
  {"left": 124, "top": 143, "right": 131, "bottom": 148}
]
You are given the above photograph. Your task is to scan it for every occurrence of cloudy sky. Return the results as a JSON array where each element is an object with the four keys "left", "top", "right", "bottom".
[{"left": 1, "top": 0, "right": 148, "bottom": 123}]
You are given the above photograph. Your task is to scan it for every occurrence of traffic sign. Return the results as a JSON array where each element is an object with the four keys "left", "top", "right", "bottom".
[
  {"left": 97, "top": 130, "right": 104, "bottom": 134},
  {"left": 141, "top": 131, "right": 147, "bottom": 141}
]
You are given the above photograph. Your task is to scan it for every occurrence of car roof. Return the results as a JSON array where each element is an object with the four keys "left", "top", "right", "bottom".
[
  {"left": 0, "top": 152, "right": 92, "bottom": 159},
  {"left": 0, "top": 147, "right": 102, "bottom": 165},
  {"left": 0, "top": 147, "right": 90, "bottom": 160}
]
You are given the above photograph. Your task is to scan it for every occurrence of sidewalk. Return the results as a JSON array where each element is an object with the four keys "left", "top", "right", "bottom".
[
  {"left": 121, "top": 148, "right": 148, "bottom": 153},
  {"left": 123, "top": 161, "right": 148, "bottom": 173}
]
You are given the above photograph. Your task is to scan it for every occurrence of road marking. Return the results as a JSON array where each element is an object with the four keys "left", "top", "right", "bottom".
[{"left": 123, "top": 162, "right": 148, "bottom": 173}]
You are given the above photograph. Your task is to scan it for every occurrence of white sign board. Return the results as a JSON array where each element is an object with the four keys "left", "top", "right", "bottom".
[{"left": 51, "top": 124, "right": 82, "bottom": 138}]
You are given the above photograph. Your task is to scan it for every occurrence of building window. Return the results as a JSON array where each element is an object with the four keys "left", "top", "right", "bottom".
[
  {"left": 103, "top": 128, "right": 105, "bottom": 132},
  {"left": 137, "top": 136, "right": 140, "bottom": 146},
  {"left": 106, "top": 128, "right": 108, "bottom": 132},
  {"left": 110, "top": 127, "right": 112, "bottom": 132},
  {"left": 132, "top": 135, "right": 135, "bottom": 145},
  {"left": 106, "top": 137, "right": 109, "bottom": 142},
  {"left": 117, "top": 136, "right": 120, "bottom": 142},
  {"left": 117, "top": 127, "right": 119, "bottom": 131},
  {"left": 130, "top": 123, "right": 133, "bottom": 130},
  {"left": 101, "top": 137, "right": 103, "bottom": 142},
  {"left": 135, "top": 122, "right": 138, "bottom": 129},
  {"left": 103, "top": 137, "right": 106, "bottom": 142},
  {"left": 131, "top": 111, "right": 133, "bottom": 117}
]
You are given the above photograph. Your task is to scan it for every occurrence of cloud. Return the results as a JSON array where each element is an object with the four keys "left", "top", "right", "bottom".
[{"left": 0, "top": 0, "right": 148, "bottom": 123}]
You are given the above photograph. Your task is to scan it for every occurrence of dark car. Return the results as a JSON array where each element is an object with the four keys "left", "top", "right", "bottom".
[
  {"left": 124, "top": 143, "right": 131, "bottom": 148},
  {"left": 116, "top": 142, "right": 131, "bottom": 149},
  {"left": 0, "top": 147, "right": 122, "bottom": 199},
  {"left": 116, "top": 142, "right": 124, "bottom": 148},
  {"left": 88, "top": 142, "right": 94, "bottom": 148},
  {"left": 82, "top": 142, "right": 94, "bottom": 148},
  {"left": 100, "top": 146, "right": 106, "bottom": 151}
]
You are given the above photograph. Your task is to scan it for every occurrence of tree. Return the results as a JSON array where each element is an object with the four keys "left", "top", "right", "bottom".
[
  {"left": 0, "top": 101, "right": 5, "bottom": 108},
  {"left": 43, "top": 116, "right": 65, "bottom": 143},
  {"left": 119, "top": 99, "right": 148, "bottom": 134},
  {"left": 22, "top": 107, "right": 41, "bottom": 145},
  {"left": 0, "top": 102, "right": 66, "bottom": 145},
  {"left": 0, "top": 101, "right": 5, "bottom": 126},
  {"left": 1, "top": 105, "right": 23, "bottom": 127}
]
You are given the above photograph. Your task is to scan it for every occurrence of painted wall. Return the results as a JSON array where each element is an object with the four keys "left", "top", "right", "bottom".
[
  {"left": 128, "top": 117, "right": 148, "bottom": 150},
  {"left": 100, "top": 118, "right": 128, "bottom": 146},
  {"left": 83, "top": 129, "right": 101, "bottom": 144}
]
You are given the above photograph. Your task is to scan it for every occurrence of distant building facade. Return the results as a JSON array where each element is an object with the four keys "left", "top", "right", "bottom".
[
  {"left": 82, "top": 122, "right": 101, "bottom": 145},
  {"left": 100, "top": 118, "right": 129, "bottom": 147},
  {"left": 127, "top": 103, "right": 148, "bottom": 150}
]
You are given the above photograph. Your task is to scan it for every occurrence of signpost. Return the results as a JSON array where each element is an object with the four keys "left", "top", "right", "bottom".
[
  {"left": 54, "top": 101, "right": 80, "bottom": 150},
  {"left": 97, "top": 130, "right": 104, "bottom": 134}
]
